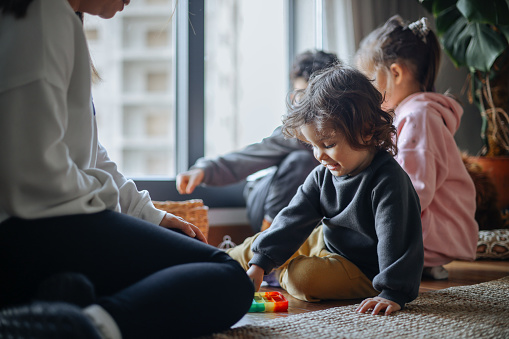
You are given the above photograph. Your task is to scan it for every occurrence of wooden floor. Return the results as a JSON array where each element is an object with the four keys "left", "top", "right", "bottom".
[{"left": 233, "top": 260, "right": 509, "bottom": 327}]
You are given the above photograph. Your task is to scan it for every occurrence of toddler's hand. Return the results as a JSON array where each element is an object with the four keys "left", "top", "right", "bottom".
[
  {"left": 356, "top": 296, "right": 401, "bottom": 316},
  {"left": 246, "top": 265, "right": 264, "bottom": 291}
]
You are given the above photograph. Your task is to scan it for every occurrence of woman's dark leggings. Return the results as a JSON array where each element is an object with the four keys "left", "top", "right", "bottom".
[{"left": 0, "top": 210, "right": 254, "bottom": 338}]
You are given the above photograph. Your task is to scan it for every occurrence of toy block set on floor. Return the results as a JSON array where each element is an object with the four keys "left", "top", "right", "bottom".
[{"left": 249, "top": 292, "right": 288, "bottom": 313}]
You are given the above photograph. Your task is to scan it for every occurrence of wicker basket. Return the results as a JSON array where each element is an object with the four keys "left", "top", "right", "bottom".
[{"left": 152, "top": 199, "right": 209, "bottom": 240}]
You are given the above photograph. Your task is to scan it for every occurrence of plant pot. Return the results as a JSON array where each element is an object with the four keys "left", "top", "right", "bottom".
[{"left": 471, "top": 156, "right": 509, "bottom": 210}]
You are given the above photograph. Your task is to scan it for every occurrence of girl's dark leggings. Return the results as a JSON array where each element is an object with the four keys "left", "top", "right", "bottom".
[{"left": 0, "top": 210, "right": 254, "bottom": 338}]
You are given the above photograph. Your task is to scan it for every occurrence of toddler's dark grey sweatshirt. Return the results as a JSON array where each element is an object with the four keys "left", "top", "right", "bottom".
[{"left": 250, "top": 151, "right": 423, "bottom": 308}]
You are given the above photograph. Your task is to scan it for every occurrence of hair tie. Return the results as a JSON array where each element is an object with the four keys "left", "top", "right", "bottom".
[{"left": 408, "top": 17, "right": 430, "bottom": 43}]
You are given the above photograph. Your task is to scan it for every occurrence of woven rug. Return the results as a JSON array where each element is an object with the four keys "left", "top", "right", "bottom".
[{"left": 203, "top": 276, "right": 509, "bottom": 338}]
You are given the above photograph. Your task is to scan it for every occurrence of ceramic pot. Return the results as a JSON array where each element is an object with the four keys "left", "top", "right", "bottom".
[{"left": 472, "top": 156, "right": 509, "bottom": 210}]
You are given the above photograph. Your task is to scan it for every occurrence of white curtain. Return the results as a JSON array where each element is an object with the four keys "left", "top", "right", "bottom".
[
  {"left": 350, "top": 0, "right": 430, "bottom": 48},
  {"left": 323, "top": 0, "right": 356, "bottom": 64}
]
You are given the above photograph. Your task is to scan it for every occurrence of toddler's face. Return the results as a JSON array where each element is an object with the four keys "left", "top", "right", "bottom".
[{"left": 300, "top": 124, "right": 374, "bottom": 177}]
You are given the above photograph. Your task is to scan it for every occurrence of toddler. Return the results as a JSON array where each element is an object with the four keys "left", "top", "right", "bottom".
[
  {"left": 228, "top": 65, "right": 424, "bottom": 315},
  {"left": 355, "top": 15, "right": 478, "bottom": 279}
]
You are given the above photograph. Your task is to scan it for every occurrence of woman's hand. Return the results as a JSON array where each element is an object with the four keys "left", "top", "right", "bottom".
[
  {"left": 159, "top": 212, "right": 208, "bottom": 244},
  {"left": 176, "top": 169, "right": 205, "bottom": 194},
  {"left": 356, "top": 296, "right": 401, "bottom": 316},
  {"left": 246, "top": 264, "right": 265, "bottom": 291}
]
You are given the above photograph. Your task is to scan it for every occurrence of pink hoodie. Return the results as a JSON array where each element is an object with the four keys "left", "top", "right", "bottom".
[{"left": 395, "top": 92, "right": 478, "bottom": 267}]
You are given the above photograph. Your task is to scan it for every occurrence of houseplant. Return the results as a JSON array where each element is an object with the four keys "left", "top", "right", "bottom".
[{"left": 419, "top": 0, "right": 509, "bottom": 209}]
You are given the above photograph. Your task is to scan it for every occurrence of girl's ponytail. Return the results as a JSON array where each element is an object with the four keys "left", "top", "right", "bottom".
[{"left": 421, "top": 29, "right": 441, "bottom": 92}]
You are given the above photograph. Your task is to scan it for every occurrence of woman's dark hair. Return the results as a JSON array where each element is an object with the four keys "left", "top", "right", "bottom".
[
  {"left": 0, "top": 0, "right": 35, "bottom": 18},
  {"left": 290, "top": 50, "right": 340, "bottom": 83},
  {"left": 355, "top": 15, "right": 441, "bottom": 92},
  {"left": 283, "top": 65, "right": 397, "bottom": 156}
]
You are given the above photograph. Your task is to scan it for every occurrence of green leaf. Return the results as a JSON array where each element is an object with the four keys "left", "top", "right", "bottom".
[
  {"left": 432, "top": 0, "right": 458, "bottom": 14},
  {"left": 457, "top": 0, "right": 509, "bottom": 25},
  {"left": 466, "top": 24, "right": 507, "bottom": 71},
  {"left": 443, "top": 17, "right": 507, "bottom": 71},
  {"left": 442, "top": 17, "right": 470, "bottom": 67},
  {"left": 434, "top": 4, "right": 462, "bottom": 35},
  {"left": 500, "top": 25, "right": 509, "bottom": 44},
  {"left": 493, "top": 0, "right": 509, "bottom": 24}
]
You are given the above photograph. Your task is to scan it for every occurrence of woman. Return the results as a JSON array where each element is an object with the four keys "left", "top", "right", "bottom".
[{"left": 0, "top": 0, "right": 254, "bottom": 338}]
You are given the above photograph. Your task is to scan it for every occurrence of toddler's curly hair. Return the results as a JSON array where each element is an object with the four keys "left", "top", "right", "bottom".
[{"left": 283, "top": 64, "right": 397, "bottom": 156}]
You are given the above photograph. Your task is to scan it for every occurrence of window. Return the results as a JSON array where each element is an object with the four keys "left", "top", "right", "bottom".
[
  {"left": 84, "top": 0, "right": 176, "bottom": 178},
  {"left": 84, "top": 0, "right": 354, "bottom": 187},
  {"left": 204, "top": 0, "right": 288, "bottom": 158},
  {"left": 292, "top": 0, "right": 355, "bottom": 63}
]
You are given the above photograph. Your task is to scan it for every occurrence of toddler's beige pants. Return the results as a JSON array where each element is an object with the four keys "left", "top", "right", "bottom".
[{"left": 227, "top": 225, "right": 378, "bottom": 302}]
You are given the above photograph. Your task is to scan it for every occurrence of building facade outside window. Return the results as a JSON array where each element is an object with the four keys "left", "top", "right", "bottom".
[
  {"left": 85, "top": 0, "right": 176, "bottom": 178},
  {"left": 204, "top": 0, "right": 287, "bottom": 159}
]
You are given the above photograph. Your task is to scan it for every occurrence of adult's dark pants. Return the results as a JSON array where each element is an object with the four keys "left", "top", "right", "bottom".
[
  {"left": 0, "top": 210, "right": 254, "bottom": 339},
  {"left": 244, "top": 150, "right": 318, "bottom": 232}
]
